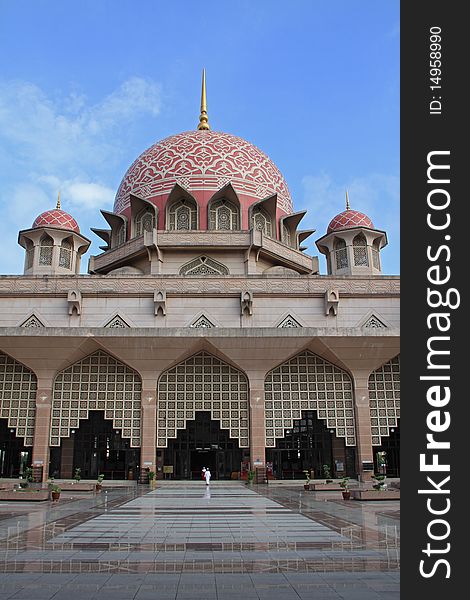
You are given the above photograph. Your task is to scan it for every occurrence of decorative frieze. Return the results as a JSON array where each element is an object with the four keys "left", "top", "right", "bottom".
[{"left": 0, "top": 275, "right": 401, "bottom": 297}]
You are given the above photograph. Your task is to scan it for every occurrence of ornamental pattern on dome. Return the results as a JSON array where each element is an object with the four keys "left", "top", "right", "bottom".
[
  {"left": 32, "top": 209, "right": 80, "bottom": 233},
  {"left": 114, "top": 131, "right": 293, "bottom": 214},
  {"left": 327, "top": 209, "right": 374, "bottom": 233}
]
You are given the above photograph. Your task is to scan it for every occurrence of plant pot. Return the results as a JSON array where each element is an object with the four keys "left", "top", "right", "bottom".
[
  {"left": 342, "top": 490, "right": 351, "bottom": 500},
  {"left": 95, "top": 484, "right": 102, "bottom": 492},
  {"left": 51, "top": 491, "right": 60, "bottom": 501},
  {"left": 304, "top": 484, "right": 310, "bottom": 490}
]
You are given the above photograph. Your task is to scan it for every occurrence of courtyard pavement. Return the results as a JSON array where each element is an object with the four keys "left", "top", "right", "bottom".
[{"left": 0, "top": 481, "right": 399, "bottom": 599}]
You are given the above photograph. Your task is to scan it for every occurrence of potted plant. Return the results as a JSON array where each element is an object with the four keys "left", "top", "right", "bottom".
[
  {"left": 371, "top": 473, "right": 387, "bottom": 491},
  {"left": 322, "top": 464, "right": 333, "bottom": 484},
  {"left": 73, "top": 467, "right": 81, "bottom": 482},
  {"left": 49, "top": 483, "right": 61, "bottom": 502},
  {"left": 147, "top": 470, "right": 156, "bottom": 488},
  {"left": 303, "top": 470, "right": 311, "bottom": 490},
  {"left": 340, "top": 477, "right": 351, "bottom": 500},
  {"left": 19, "top": 466, "right": 34, "bottom": 489},
  {"left": 96, "top": 474, "right": 104, "bottom": 491},
  {"left": 246, "top": 470, "right": 255, "bottom": 485}
]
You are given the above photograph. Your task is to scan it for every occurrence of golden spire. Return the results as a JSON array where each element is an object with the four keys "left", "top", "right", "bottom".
[
  {"left": 197, "top": 69, "right": 210, "bottom": 130},
  {"left": 56, "top": 190, "right": 61, "bottom": 210},
  {"left": 345, "top": 190, "right": 350, "bottom": 210}
]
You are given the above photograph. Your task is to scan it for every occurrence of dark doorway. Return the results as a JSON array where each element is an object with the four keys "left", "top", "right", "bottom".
[
  {"left": 164, "top": 412, "right": 243, "bottom": 479},
  {"left": 266, "top": 410, "right": 356, "bottom": 479},
  {"left": 374, "top": 420, "right": 400, "bottom": 477},
  {"left": 0, "top": 420, "right": 30, "bottom": 478},
  {"left": 51, "top": 411, "right": 140, "bottom": 480}
]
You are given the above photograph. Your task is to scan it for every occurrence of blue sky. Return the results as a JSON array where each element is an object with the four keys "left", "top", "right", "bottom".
[{"left": 0, "top": 0, "right": 399, "bottom": 274}]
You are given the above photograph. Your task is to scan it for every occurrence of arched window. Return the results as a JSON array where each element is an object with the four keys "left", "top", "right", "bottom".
[
  {"left": 208, "top": 199, "right": 239, "bottom": 230},
  {"left": 59, "top": 238, "right": 73, "bottom": 269},
  {"left": 334, "top": 238, "right": 348, "bottom": 270},
  {"left": 135, "top": 208, "right": 155, "bottom": 237},
  {"left": 39, "top": 235, "right": 53, "bottom": 266},
  {"left": 282, "top": 223, "right": 292, "bottom": 247},
  {"left": 353, "top": 233, "right": 369, "bottom": 266},
  {"left": 115, "top": 224, "right": 126, "bottom": 247},
  {"left": 372, "top": 239, "right": 381, "bottom": 270},
  {"left": 25, "top": 240, "right": 34, "bottom": 270},
  {"left": 251, "top": 206, "right": 272, "bottom": 237},
  {"left": 168, "top": 198, "right": 198, "bottom": 231}
]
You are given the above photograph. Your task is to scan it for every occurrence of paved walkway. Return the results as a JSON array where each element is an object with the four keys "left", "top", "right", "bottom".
[{"left": 0, "top": 482, "right": 399, "bottom": 599}]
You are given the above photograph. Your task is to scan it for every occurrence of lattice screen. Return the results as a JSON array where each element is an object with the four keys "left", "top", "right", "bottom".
[
  {"left": 0, "top": 353, "right": 36, "bottom": 446},
  {"left": 265, "top": 351, "right": 356, "bottom": 447},
  {"left": 369, "top": 355, "right": 400, "bottom": 445},
  {"left": 51, "top": 351, "right": 141, "bottom": 447},
  {"left": 157, "top": 351, "right": 249, "bottom": 448}
]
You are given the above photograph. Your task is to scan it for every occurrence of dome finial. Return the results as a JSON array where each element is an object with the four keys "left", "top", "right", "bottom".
[
  {"left": 345, "top": 190, "right": 350, "bottom": 210},
  {"left": 197, "top": 69, "right": 210, "bottom": 131},
  {"left": 56, "top": 190, "right": 61, "bottom": 210}
]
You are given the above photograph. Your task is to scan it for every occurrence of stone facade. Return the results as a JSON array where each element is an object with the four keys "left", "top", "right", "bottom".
[{"left": 0, "top": 82, "right": 400, "bottom": 483}]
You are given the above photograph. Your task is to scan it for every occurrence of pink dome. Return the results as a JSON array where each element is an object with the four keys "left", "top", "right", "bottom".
[
  {"left": 114, "top": 130, "right": 293, "bottom": 215},
  {"left": 32, "top": 209, "right": 80, "bottom": 233},
  {"left": 327, "top": 209, "right": 374, "bottom": 233}
]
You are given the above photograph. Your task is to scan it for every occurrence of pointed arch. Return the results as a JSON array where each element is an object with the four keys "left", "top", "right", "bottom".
[
  {"left": 277, "top": 315, "right": 302, "bottom": 328},
  {"left": 157, "top": 351, "right": 249, "bottom": 448},
  {"left": 51, "top": 350, "right": 142, "bottom": 447},
  {"left": 135, "top": 206, "right": 155, "bottom": 236},
  {"left": 0, "top": 352, "right": 37, "bottom": 446},
  {"left": 59, "top": 237, "right": 73, "bottom": 269},
  {"left": 190, "top": 315, "right": 216, "bottom": 328},
  {"left": 20, "top": 314, "right": 45, "bottom": 328},
  {"left": 334, "top": 237, "right": 348, "bottom": 270},
  {"left": 39, "top": 234, "right": 53, "bottom": 266},
  {"left": 179, "top": 255, "right": 229, "bottom": 276},
  {"left": 166, "top": 184, "right": 199, "bottom": 231},
  {"left": 251, "top": 205, "right": 273, "bottom": 237},
  {"left": 207, "top": 183, "right": 241, "bottom": 231},
  {"left": 104, "top": 314, "right": 131, "bottom": 328},
  {"left": 372, "top": 238, "right": 381, "bottom": 269},
  {"left": 264, "top": 350, "right": 356, "bottom": 447},
  {"left": 353, "top": 232, "right": 369, "bottom": 266}
]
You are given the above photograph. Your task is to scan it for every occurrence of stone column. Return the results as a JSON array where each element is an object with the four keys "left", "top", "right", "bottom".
[
  {"left": 32, "top": 385, "right": 53, "bottom": 482},
  {"left": 139, "top": 388, "right": 157, "bottom": 483},
  {"left": 247, "top": 375, "right": 266, "bottom": 471},
  {"left": 351, "top": 370, "right": 374, "bottom": 482}
]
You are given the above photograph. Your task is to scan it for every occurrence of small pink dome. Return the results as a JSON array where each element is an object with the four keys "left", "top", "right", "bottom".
[
  {"left": 327, "top": 209, "right": 374, "bottom": 233},
  {"left": 32, "top": 209, "right": 80, "bottom": 233}
]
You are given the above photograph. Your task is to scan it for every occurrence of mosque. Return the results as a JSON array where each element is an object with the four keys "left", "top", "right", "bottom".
[{"left": 0, "top": 72, "right": 399, "bottom": 483}]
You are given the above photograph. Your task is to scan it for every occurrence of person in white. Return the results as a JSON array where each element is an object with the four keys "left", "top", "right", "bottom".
[{"left": 204, "top": 468, "right": 211, "bottom": 485}]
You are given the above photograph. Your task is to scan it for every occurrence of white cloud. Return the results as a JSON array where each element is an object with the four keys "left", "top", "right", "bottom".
[
  {"left": 36, "top": 175, "right": 115, "bottom": 211},
  {"left": 301, "top": 171, "right": 399, "bottom": 232},
  {"left": 0, "top": 77, "right": 162, "bottom": 272},
  {"left": 0, "top": 77, "right": 161, "bottom": 172}
]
